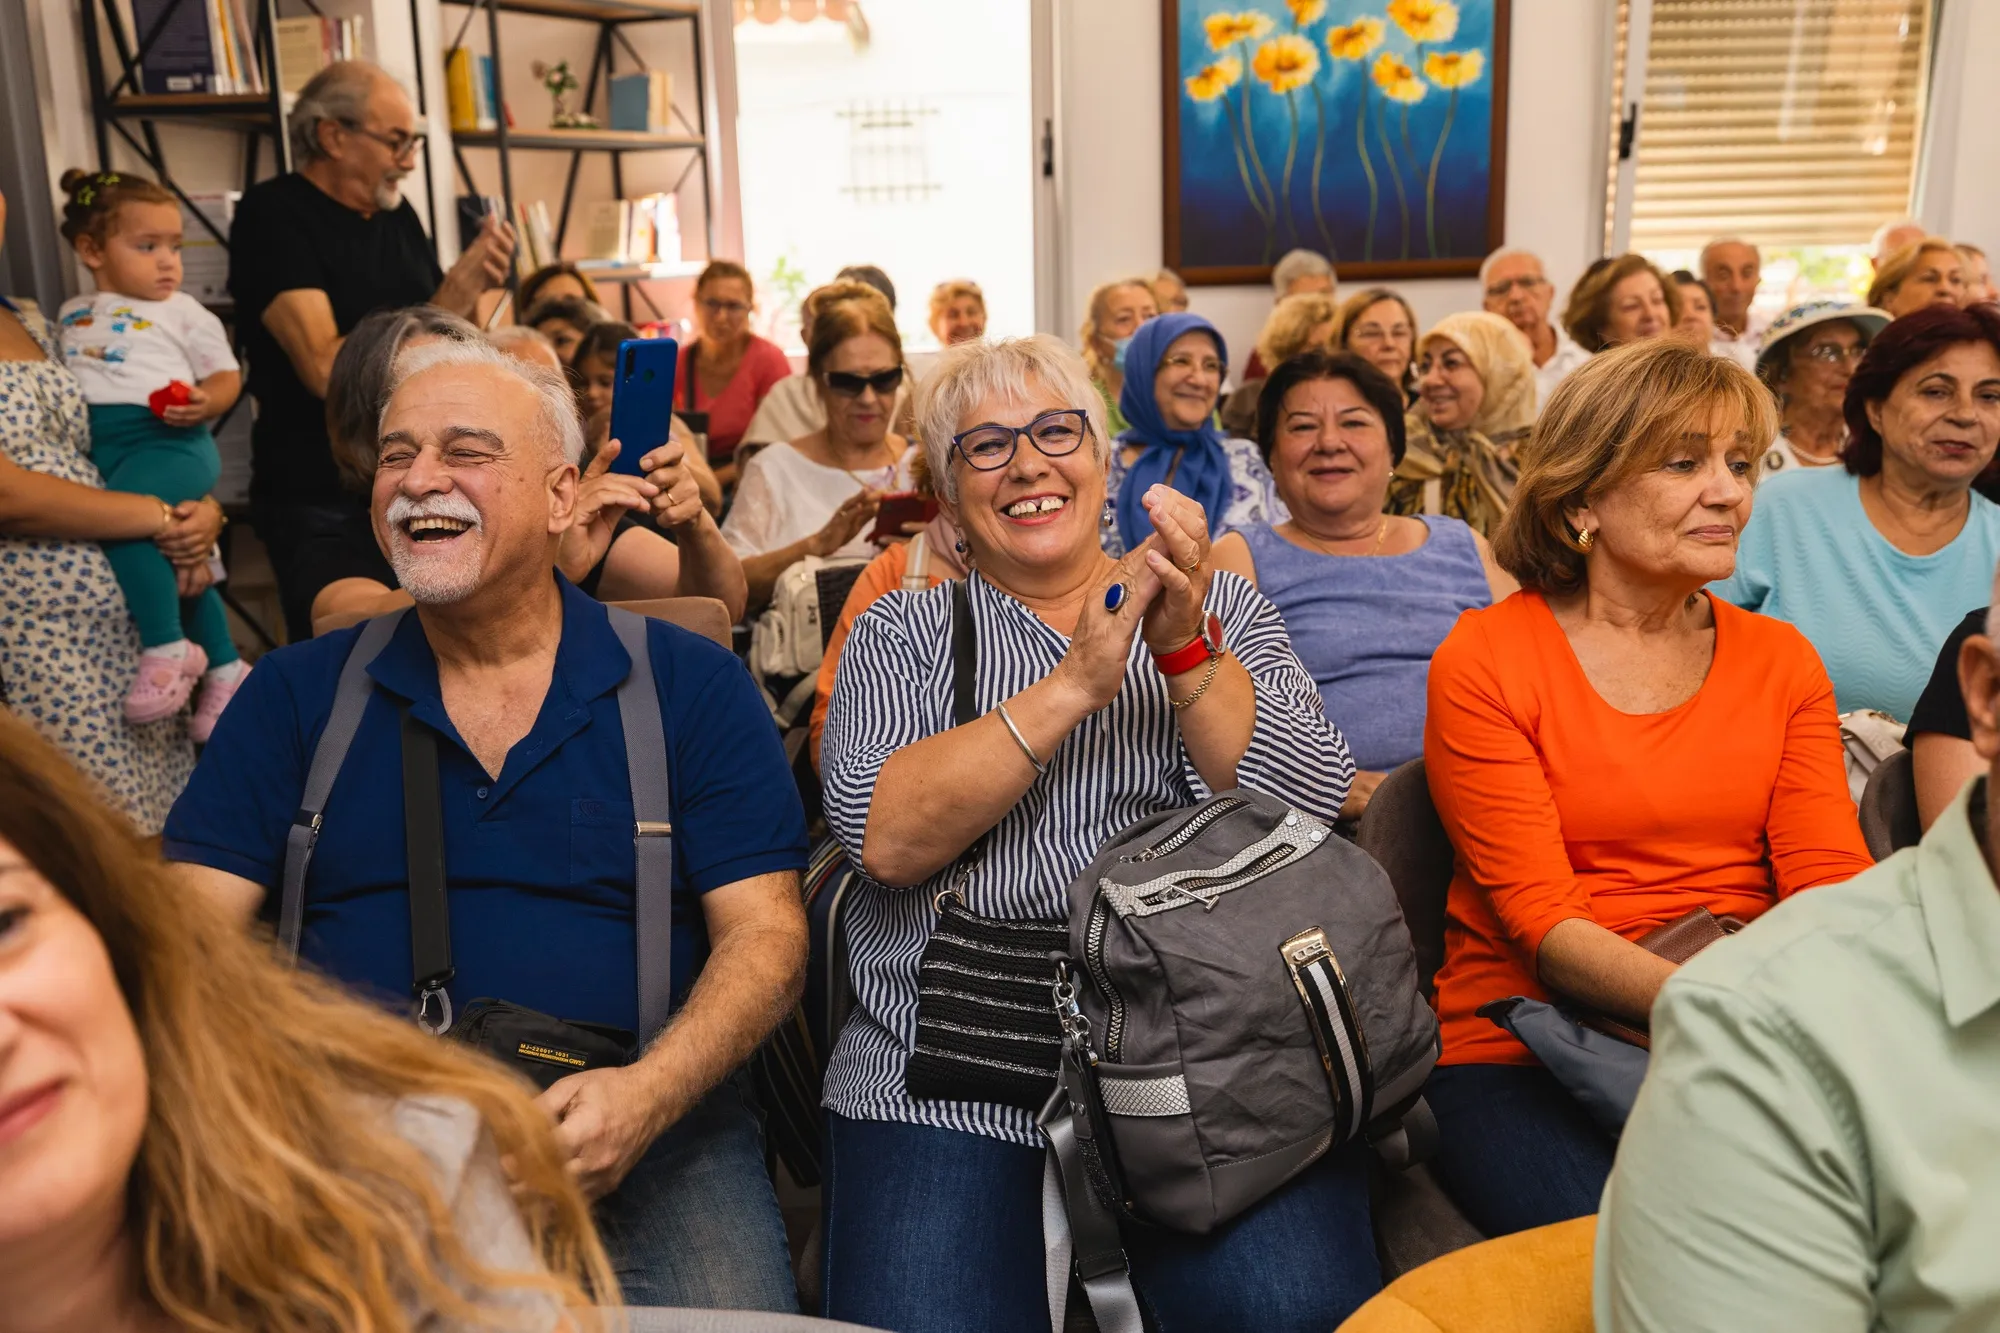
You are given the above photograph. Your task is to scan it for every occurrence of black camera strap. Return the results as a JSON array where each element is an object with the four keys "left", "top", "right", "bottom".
[{"left": 402, "top": 707, "right": 454, "bottom": 1033}]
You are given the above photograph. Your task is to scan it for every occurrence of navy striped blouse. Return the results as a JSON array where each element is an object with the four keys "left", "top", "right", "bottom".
[{"left": 821, "top": 569, "right": 1356, "bottom": 1145}]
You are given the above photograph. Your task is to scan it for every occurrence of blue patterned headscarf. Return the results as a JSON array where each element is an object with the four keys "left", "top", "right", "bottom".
[{"left": 1114, "top": 313, "right": 1231, "bottom": 552}]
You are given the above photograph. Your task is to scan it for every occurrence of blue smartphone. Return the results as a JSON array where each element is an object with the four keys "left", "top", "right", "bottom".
[{"left": 605, "top": 337, "right": 679, "bottom": 477}]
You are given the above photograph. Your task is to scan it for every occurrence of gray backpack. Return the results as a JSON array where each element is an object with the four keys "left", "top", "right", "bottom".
[{"left": 1040, "top": 787, "right": 1440, "bottom": 1333}]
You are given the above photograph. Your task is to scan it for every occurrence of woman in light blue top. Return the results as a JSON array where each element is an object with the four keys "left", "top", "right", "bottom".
[
  {"left": 1103, "top": 312, "right": 1287, "bottom": 555},
  {"left": 1713, "top": 303, "right": 2000, "bottom": 719},
  {"left": 1215, "top": 350, "right": 1516, "bottom": 817}
]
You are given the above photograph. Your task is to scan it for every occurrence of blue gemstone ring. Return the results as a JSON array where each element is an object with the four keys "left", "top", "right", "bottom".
[{"left": 1104, "top": 582, "right": 1128, "bottom": 613}]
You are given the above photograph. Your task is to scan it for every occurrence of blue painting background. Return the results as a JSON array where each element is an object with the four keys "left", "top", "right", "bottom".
[{"left": 1175, "top": 0, "right": 1499, "bottom": 270}]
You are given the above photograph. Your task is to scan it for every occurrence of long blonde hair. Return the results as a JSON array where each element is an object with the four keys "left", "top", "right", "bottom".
[
  {"left": 1079, "top": 277, "right": 1157, "bottom": 385},
  {"left": 0, "top": 711, "right": 616, "bottom": 1330}
]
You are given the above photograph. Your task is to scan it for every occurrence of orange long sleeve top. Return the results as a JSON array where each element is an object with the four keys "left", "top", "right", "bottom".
[{"left": 1423, "top": 591, "right": 1873, "bottom": 1066}]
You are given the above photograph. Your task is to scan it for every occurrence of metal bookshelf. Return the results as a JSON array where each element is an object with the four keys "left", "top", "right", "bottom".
[{"left": 441, "top": 0, "right": 714, "bottom": 318}]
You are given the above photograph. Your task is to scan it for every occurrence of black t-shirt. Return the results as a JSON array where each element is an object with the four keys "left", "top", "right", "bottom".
[
  {"left": 229, "top": 173, "right": 442, "bottom": 504},
  {"left": 1907, "top": 608, "right": 1987, "bottom": 742}
]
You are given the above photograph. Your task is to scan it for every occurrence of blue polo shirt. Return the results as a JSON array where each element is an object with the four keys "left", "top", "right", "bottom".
[{"left": 163, "top": 578, "right": 808, "bottom": 1032}]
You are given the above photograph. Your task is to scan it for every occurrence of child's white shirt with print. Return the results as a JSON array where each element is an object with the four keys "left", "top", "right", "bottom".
[{"left": 56, "top": 289, "right": 238, "bottom": 408}]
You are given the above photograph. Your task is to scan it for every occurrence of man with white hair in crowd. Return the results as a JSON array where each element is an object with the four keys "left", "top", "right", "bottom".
[
  {"left": 1874, "top": 217, "right": 1928, "bottom": 271},
  {"left": 1481, "top": 247, "right": 1590, "bottom": 406},
  {"left": 1700, "top": 237, "right": 1765, "bottom": 371},
  {"left": 162, "top": 341, "right": 809, "bottom": 1310},
  {"left": 1272, "top": 247, "right": 1337, "bottom": 300}
]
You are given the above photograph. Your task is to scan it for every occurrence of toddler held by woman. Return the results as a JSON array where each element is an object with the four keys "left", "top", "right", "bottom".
[{"left": 57, "top": 169, "right": 248, "bottom": 738}]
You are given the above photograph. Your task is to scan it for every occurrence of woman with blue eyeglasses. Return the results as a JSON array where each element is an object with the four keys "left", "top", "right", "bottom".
[
  {"left": 1079, "top": 276, "right": 1158, "bottom": 436},
  {"left": 820, "top": 334, "right": 1370, "bottom": 1333}
]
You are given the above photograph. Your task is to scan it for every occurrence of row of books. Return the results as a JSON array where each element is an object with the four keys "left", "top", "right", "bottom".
[
  {"left": 607, "top": 71, "right": 672, "bottom": 134},
  {"left": 126, "top": 0, "right": 361, "bottom": 97},
  {"left": 579, "top": 193, "right": 683, "bottom": 266},
  {"left": 444, "top": 47, "right": 510, "bottom": 133}
]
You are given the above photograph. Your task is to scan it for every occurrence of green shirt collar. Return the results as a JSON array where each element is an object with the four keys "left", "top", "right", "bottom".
[{"left": 1916, "top": 776, "right": 2000, "bottom": 1028}]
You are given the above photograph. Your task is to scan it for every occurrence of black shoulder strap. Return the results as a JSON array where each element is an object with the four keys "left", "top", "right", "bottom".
[
  {"left": 608, "top": 607, "right": 675, "bottom": 1039},
  {"left": 950, "top": 577, "right": 977, "bottom": 729},
  {"left": 279, "top": 611, "right": 407, "bottom": 959},
  {"left": 401, "top": 707, "right": 454, "bottom": 1031},
  {"left": 682, "top": 340, "right": 698, "bottom": 411}
]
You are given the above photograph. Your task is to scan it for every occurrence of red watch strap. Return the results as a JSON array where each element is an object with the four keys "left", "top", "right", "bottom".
[{"left": 1152, "top": 614, "right": 1220, "bottom": 676}]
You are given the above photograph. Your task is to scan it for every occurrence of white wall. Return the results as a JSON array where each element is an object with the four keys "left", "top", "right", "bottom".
[
  {"left": 1915, "top": 0, "right": 2000, "bottom": 252},
  {"left": 1053, "top": 0, "right": 1613, "bottom": 361}
]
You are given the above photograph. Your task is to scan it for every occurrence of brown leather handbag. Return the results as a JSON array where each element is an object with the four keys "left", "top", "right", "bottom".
[{"left": 1571, "top": 907, "right": 1744, "bottom": 1050}]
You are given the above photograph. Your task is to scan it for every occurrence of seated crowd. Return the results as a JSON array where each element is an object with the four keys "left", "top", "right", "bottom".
[{"left": 6, "top": 54, "right": 2000, "bottom": 1333}]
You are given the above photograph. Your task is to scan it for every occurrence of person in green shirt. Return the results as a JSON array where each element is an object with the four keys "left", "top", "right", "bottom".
[{"left": 1596, "top": 578, "right": 2000, "bottom": 1331}]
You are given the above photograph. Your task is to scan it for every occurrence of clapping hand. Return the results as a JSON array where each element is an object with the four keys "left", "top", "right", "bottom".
[{"left": 1135, "top": 485, "right": 1213, "bottom": 655}]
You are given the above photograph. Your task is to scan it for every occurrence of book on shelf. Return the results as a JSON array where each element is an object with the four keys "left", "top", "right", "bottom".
[
  {"left": 607, "top": 71, "right": 671, "bottom": 134},
  {"left": 178, "top": 191, "right": 239, "bottom": 307},
  {"left": 446, "top": 48, "right": 504, "bottom": 132},
  {"left": 511, "top": 200, "right": 558, "bottom": 278},
  {"left": 580, "top": 200, "right": 632, "bottom": 263},
  {"left": 274, "top": 16, "right": 366, "bottom": 95},
  {"left": 130, "top": 0, "right": 218, "bottom": 94}
]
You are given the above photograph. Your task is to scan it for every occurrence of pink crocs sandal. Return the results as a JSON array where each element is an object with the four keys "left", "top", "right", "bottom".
[
  {"left": 188, "top": 662, "right": 251, "bottom": 744},
  {"left": 124, "top": 644, "right": 208, "bottom": 724}
]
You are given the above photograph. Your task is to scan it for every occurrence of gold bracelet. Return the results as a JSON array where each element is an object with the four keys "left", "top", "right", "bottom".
[
  {"left": 1169, "top": 652, "right": 1224, "bottom": 711},
  {"left": 154, "top": 498, "right": 175, "bottom": 537}
]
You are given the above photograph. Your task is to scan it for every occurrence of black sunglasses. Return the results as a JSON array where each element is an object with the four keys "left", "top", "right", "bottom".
[
  {"left": 823, "top": 367, "right": 905, "bottom": 397},
  {"left": 951, "top": 408, "right": 1092, "bottom": 471}
]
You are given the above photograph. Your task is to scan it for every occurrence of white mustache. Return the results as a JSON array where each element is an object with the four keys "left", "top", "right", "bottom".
[{"left": 386, "top": 491, "right": 481, "bottom": 531}]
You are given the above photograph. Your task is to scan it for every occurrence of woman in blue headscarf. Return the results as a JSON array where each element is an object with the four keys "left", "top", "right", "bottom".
[{"left": 1107, "top": 312, "right": 1289, "bottom": 555}]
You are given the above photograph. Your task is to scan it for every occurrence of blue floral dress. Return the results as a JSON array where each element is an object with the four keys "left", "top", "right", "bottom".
[
  {"left": 1100, "top": 435, "right": 1290, "bottom": 557},
  {"left": 0, "top": 297, "right": 194, "bottom": 830}
]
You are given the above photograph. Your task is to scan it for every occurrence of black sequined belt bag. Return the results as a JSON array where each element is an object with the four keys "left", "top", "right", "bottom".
[{"left": 905, "top": 887, "right": 1068, "bottom": 1113}]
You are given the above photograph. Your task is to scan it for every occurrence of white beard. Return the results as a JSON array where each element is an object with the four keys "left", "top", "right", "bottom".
[{"left": 384, "top": 492, "right": 483, "bottom": 605}]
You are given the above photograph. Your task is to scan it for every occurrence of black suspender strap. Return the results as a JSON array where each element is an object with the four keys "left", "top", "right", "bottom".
[
  {"left": 608, "top": 607, "right": 674, "bottom": 1040},
  {"left": 401, "top": 708, "right": 454, "bottom": 1033},
  {"left": 280, "top": 611, "right": 407, "bottom": 959},
  {"left": 950, "top": 577, "right": 977, "bottom": 729}
]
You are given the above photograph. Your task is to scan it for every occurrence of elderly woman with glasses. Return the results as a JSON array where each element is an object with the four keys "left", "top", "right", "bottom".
[
  {"left": 1105, "top": 312, "right": 1287, "bottom": 556},
  {"left": 820, "top": 334, "right": 1369, "bottom": 1333},
  {"left": 676, "top": 259, "right": 792, "bottom": 483},
  {"left": 1754, "top": 301, "right": 1891, "bottom": 480},
  {"left": 721, "top": 285, "right": 912, "bottom": 612}
]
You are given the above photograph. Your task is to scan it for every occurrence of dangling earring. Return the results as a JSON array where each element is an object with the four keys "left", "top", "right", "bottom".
[
  {"left": 1576, "top": 527, "right": 1595, "bottom": 551},
  {"left": 954, "top": 536, "right": 973, "bottom": 568}
]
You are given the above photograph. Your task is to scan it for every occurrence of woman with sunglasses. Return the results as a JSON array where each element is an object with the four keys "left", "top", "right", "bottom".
[
  {"left": 722, "top": 285, "right": 913, "bottom": 612},
  {"left": 1105, "top": 312, "right": 1287, "bottom": 556},
  {"left": 677, "top": 259, "right": 792, "bottom": 485},
  {"left": 820, "top": 335, "right": 1368, "bottom": 1333},
  {"left": 1754, "top": 301, "right": 1891, "bottom": 481}
]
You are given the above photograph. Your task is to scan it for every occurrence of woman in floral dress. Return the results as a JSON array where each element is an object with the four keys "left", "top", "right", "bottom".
[{"left": 1, "top": 194, "right": 222, "bottom": 828}]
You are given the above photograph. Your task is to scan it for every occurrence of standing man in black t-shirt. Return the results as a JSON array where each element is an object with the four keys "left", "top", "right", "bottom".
[{"left": 230, "top": 60, "right": 515, "bottom": 640}]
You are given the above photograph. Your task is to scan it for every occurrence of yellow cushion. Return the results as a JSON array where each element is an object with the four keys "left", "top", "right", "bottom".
[{"left": 1338, "top": 1216, "right": 1596, "bottom": 1333}]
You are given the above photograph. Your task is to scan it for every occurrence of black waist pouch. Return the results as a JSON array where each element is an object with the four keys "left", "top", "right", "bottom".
[
  {"left": 905, "top": 892, "right": 1066, "bottom": 1112},
  {"left": 449, "top": 998, "right": 637, "bottom": 1091}
]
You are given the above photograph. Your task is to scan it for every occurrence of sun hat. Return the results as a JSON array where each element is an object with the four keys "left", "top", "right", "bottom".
[{"left": 1756, "top": 300, "right": 1892, "bottom": 379}]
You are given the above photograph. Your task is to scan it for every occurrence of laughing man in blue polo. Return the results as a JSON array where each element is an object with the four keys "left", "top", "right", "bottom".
[{"left": 164, "top": 338, "right": 808, "bottom": 1310}]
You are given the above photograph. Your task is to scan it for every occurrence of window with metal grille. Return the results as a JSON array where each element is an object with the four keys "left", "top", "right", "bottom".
[{"left": 1607, "top": 0, "right": 1935, "bottom": 257}]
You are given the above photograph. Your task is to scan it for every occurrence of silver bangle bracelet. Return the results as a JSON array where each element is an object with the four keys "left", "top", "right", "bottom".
[{"left": 994, "top": 702, "right": 1047, "bottom": 776}]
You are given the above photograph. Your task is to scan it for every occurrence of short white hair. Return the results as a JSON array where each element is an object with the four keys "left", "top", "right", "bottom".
[
  {"left": 291, "top": 60, "right": 398, "bottom": 164},
  {"left": 915, "top": 335, "right": 1110, "bottom": 504},
  {"left": 384, "top": 338, "right": 585, "bottom": 467},
  {"left": 1699, "top": 237, "right": 1759, "bottom": 269},
  {"left": 1872, "top": 217, "right": 1924, "bottom": 257},
  {"left": 1478, "top": 247, "right": 1545, "bottom": 289},
  {"left": 1272, "top": 249, "right": 1335, "bottom": 298}
]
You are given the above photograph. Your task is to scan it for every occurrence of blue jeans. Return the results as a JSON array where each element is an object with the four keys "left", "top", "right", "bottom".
[
  {"left": 596, "top": 1076, "right": 797, "bottom": 1311},
  {"left": 1424, "top": 1062, "right": 1616, "bottom": 1238},
  {"left": 822, "top": 1113, "right": 1380, "bottom": 1333}
]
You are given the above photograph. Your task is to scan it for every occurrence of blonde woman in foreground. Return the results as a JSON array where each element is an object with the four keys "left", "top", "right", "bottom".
[{"left": 0, "top": 709, "right": 615, "bottom": 1331}]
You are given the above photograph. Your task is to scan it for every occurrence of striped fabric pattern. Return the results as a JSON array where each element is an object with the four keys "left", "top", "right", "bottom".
[{"left": 821, "top": 569, "right": 1356, "bottom": 1146}]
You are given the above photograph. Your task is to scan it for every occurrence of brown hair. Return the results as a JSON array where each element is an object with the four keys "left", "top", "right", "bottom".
[
  {"left": 807, "top": 282, "right": 902, "bottom": 379},
  {"left": 1255, "top": 293, "right": 1340, "bottom": 371},
  {"left": 1561, "top": 253, "right": 1683, "bottom": 354},
  {"left": 927, "top": 279, "right": 985, "bottom": 326},
  {"left": 1867, "top": 236, "right": 1961, "bottom": 310},
  {"left": 1334, "top": 287, "right": 1420, "bottom": 392},
  {"left": 1494, "top": 337, "right": 1775, "bottom": 594},
  {"left": 58, "top": 168, "right": 177, "bottom": 249},
  {"left": 518, "top": 261, "right": 603, "bottom": 312},
  {"left": 0, "top": 712, "right": 617, "bottom": 1328},
  {"left": 695, "top": 259, "right": 754, "bottom": 299}
]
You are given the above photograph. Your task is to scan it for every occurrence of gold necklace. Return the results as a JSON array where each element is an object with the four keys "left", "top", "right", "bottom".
[{"left": 1292, "top": 515, "right": 1390, "bottom": 557}]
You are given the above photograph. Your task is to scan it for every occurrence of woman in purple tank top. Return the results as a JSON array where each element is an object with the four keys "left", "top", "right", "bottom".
[{"left": 1214, "top": 352, "right": 1517, "bottom": 816}]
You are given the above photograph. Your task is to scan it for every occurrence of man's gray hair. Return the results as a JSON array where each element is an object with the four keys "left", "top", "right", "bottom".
[
  {"left": 487, "top": 324, "right": 558, "bottom": 357},
  {"left": 1699, "top": 236, "right": 1759, "bottom": 269},
  {"left": 915, "top": 335, "right": 1110, "bottom": 504},
  {"left": 291, "top": 60, "right": 391, "bottom": 164},
  {"left": 1272, "top": 248, "right": 1335, "bottom": 298},
  {"left": 1871, "top": 217, "right": 1924, "bottom": 259},
  {"left": 384, "top": 338, "right": 585, "bottom": 467},
  {"left": 1478, "top": 247, "right": 1545, "bottom": 289}
]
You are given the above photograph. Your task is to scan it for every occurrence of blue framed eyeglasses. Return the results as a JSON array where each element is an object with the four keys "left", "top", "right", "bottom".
[{"left": 951, "top": 409, "right": 1092, "bottom": 471}]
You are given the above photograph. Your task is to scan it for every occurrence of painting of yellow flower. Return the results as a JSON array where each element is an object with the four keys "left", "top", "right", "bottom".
[
  {"left": 1185, "top": 56, "right": 1244, "bottom": 102},
  {"left": 1371, "top": 52, "right": 1427, "bottom": 103},
  {"left": 1170, "top": 0, "right": 1504, "bottom": 275},
  {"left": 1424, "top": 49, "right": 1484, "bottom": 89},
  {"left": 1387, "top": 0, "right": 1460, "bottom": 44},
  {"left": 1252, "top": 34, "right": 1321, "bottom": 94},
  {"left": 1205, "top": 10, "right": 1275, "bottom": 50},
  {"left": 1325, "top": 17, "right": 1384, "bottom": 61}
]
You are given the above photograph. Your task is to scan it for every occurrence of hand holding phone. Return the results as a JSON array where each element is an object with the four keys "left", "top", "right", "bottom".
[
  {"left": 868, "top": 491, "right": 939, "bottom": 545},
  {"left": 606, "top": 338, "right": 680, "bottom": 477}
]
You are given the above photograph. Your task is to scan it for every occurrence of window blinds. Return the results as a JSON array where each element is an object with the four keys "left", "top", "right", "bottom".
[{"left": 1613, "top": 0, "right": 1934, "bottom": 251}]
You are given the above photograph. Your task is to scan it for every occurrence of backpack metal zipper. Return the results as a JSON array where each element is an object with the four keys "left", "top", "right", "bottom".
[
  {"left": 1123, "top": 796, "right": 1249, "bottom": 863},
  {"left": 1100, "top": 808, "right": 1328, "bottom": 919},
  {"left": 1084, "top": 894, "right": 1127, "bottom": 1063}
]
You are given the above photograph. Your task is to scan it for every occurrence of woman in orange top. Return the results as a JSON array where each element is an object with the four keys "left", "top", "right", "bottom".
[{"left": 1421, "top": 338, "right": 1871, "bottom": 1239}]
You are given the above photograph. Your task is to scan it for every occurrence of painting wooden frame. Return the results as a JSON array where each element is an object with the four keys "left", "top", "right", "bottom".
[{"left": 1163, "top": 0, "right": 1511, "bottom": 284}]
